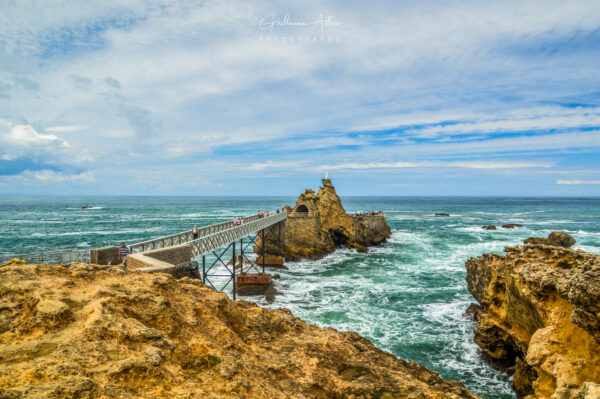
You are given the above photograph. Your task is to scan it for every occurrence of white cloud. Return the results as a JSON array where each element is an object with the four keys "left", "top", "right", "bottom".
[
  {"left": 28, "top": 170, "right": 95, "bottom": 182},
  {"left": 101, "top": 128, "right": 135, "bottom": 138},
  {"left": 0, "top": 119, "right": 71, "bottom": 159},
  {"left": 248, "top": 160, "right": 310, "bottom": 171},
  {"left": 557, "top": 180, "right": 600, "bottom": 185},
  {"left": 319, "top": 160, "right": 552, "bottom": 171},
  {"left": 406, "top": 108, "right": 600, "bottom": 138},
  {"left": 45, "top": 125, "right": 87, "bottom": 132}
]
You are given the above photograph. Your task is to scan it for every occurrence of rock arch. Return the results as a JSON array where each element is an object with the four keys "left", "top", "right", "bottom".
[{"left": 295, "top": 204, "right": 309, "bottom": 213}]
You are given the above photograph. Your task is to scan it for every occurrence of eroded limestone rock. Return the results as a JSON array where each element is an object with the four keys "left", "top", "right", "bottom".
[
  {"left": 0, "top": 263, "right": 477, "bottom": 398},
  {"left": 465, "top": 232, "right": 600, "bottom": 398}
]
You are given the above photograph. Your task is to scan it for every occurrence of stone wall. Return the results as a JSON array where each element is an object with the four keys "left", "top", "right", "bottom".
[
  {"left": 126, "top": 244, "right": 192, "bottom": 276},
  {"left": 140, "top": 244, "right": 192, "bottom": 266},
  {"left": 90, "top": 246, "right": 119, "bottom": 265},
  {"left": 126, "top": 253, "right": 176, "bottom": 274}
]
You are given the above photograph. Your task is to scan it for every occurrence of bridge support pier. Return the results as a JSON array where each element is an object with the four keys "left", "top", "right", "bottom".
[
  {"left": 198, "top": 219, "right": 285, "bottom": 300},
  {"left": 232, "top": 241, "right": 236, "bottom": 300},
  {"left": 261, "top": 228, "right": 265, "bottom": 274}
]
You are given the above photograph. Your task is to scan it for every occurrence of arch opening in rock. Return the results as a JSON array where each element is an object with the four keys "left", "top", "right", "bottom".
[{"left": 295, "top": 205, "right": 309, "bottom": 213}]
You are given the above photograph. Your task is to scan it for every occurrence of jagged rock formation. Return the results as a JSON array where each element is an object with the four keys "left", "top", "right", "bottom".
[
  {"left": 259, "top": 179, "right": 391, "bottom": 260},
  {"left": 0, "top": 263, "right": 477, "bottom": 398},
  {"left": 465, "top": 232, "right": 600, "bottom": 399}
]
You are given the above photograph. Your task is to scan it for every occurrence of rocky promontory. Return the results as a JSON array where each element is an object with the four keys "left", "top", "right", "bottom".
[
  {"left": 259, "top": 179, "right": 392, "bottom": 260},
  {"left": 0, "top": 262, "right": 477, "bottom": 398},
  {"left": 465, "top": 232, "right": 600, "bottom": 398}
]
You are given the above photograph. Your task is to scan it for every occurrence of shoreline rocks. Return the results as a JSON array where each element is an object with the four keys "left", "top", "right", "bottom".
[
  {"left": 465, "top": 232, "right": 600, "bottom": 398},
  {"left": 482, "top": 224, "right": 525, "bottom": 230},
  {"left": 0, "top": 262, "right": 477, "bottom": 398}
]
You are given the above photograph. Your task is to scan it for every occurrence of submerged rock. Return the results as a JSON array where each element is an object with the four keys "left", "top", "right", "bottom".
[
  {"left": 0, "top": 263, "right": 477, "bottom": 398},
  {"left": 502, "top": 224, "right": 524, "bottom": 229},
  {"left": 482, "top": 225, "right": 497, "bottom": 230},
  {"left": 465, "top": 232, "right": 600, "bottom": 398},
  {"left": 434, "top": 213, "right": 450, "bottom": 216}
]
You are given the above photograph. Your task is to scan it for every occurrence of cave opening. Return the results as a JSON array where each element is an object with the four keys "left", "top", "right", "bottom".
[
  {"left": 295, "top": 204, "right": 309, "bottom": 213},
  {"left": 330, "top": 229, "right": 348, "bottom": 246}
]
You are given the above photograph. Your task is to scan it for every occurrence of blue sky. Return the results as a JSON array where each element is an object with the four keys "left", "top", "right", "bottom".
[{"left": 0, "top": 0, "right": 599, "bottom": 196}]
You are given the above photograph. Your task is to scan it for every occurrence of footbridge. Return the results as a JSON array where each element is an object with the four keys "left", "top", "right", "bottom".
[
  {"left": 127, "top": 211, "right": 287, "bottom": 299},
  {"left": 128, "top": 212, "right": 286, "bottom": 257},
  {"left": 1, "top": 211, "right": 288, "bottom": 299}
]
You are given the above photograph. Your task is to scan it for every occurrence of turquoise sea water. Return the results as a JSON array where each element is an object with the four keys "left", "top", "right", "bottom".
[{"left": 1, "top": 196, "right": 599, "bottom": 398}]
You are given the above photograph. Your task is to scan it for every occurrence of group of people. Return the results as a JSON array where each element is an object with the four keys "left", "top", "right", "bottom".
[
  {"left": 353, "top": 210, "right": 384, "bottom": 217},
  {"left": 257, "top": 209, "right": 278, "bottom": 218},
  {"left": 257, "top": 211, "right": 269, "bottom": 218},
  {"left": 231, "top": 217, "right": 244, "bottom": 227}
]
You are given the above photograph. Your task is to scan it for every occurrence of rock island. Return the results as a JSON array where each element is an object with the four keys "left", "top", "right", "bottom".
[{"left": 258, "top": 178, "right": 392, "bottom": 261}]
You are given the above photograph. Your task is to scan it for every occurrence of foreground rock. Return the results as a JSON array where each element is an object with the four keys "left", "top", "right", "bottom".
[
  {"left": 0, "top": 263, "right": 477, "bottom": 398},
  {"left": 259, "top": 179, "right": 391, "bottom": 260},
  {"left": 523, "top": 231, "right": 576, "bottom": 248},
  {"left": 465, "top": 232, "right": 600, "bottom": 398}
]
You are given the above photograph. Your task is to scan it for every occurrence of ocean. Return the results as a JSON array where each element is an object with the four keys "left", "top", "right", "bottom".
[{"left": 1, "top": 196, "right": 599, "bottom": 398}]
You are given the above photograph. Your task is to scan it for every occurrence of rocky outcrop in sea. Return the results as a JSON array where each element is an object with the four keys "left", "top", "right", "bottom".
[
  {"left": 0, "top": 262, "right": 477, "bottom": 398},
  {"left": 258, "top": 179, "right": 391, "bottom": 260},
  {"left": 465, "top": 232, "right": 600, "bottom": 398}
]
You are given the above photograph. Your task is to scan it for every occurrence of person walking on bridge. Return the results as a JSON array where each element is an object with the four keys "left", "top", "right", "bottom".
[
  {"left": 192, "top": 224, "right": 199, "bottom": 239},
  {"left": 117, "top": 243, "right": 130, "bottom": 266}
]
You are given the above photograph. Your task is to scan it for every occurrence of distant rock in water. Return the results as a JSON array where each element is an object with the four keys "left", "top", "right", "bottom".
[
  {"left": 434, "top": 213, "right": 450, "bottom": 216},
  {"left": 81, "top": 205, "right": 93, "bottom": 209},
  {"left": 502, "top": 223, "right": 523, "bottom": 229},
  {"left": 257, "top": 179, "right": 391, "bottom": 260},
  {"left": 465, "top": 232, "right": 600, "bottom": 398},
  {"left": 0, "top": 262, "right": 478, "bottom": 398},
  {"left": 523, "top": 231, "right": 576, "bottom": 248},
  {"left": 482, "top": 225, "right": 497, "bottom": 230}
]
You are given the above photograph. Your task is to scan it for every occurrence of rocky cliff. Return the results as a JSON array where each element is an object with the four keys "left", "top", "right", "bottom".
[
  {"left": 0, "top": 263, "right": 477, "bottom": 398},
  {"left": 259, "top": 179, "right": 391, "bottom": 260},
  {"left": 465, "top": 232, "right": 600, "bottom": 398}
]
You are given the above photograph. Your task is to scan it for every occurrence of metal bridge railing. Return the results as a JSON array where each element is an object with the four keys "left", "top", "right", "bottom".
[
  {"left": 128, "top": 214, "right": 264, "bottom": 254},
  {"left": 0, "top": 249, "right": 90, "bottom": 266},
  {"left": 289, "top": 211, "right": 319, "bottom": 217},
  {"left": 188, "top": 212, "right": 287, "bottom": 257}
]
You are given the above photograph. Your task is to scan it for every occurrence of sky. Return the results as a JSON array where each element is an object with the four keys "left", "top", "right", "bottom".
[{"left": 0, "top": 0, "right": 599, "bottom": 196}]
